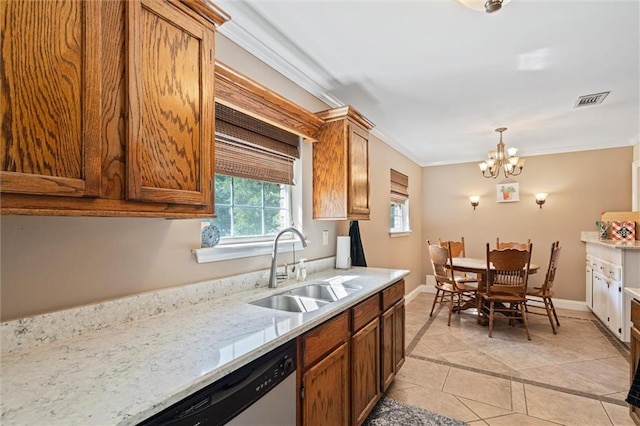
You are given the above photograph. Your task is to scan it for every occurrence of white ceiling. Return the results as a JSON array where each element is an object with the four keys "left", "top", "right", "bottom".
[{"left": 215, "top": 0, "right": 640, "bottom": 167}]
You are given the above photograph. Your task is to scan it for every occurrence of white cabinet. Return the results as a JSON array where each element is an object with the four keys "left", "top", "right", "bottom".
[{"left": 585, "top": 241, "right": 640, "bottom": 343}]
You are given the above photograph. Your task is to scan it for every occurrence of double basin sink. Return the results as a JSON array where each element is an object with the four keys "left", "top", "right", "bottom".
[{"left": 251, "top": 281, "right": 362, "bottom": 313}]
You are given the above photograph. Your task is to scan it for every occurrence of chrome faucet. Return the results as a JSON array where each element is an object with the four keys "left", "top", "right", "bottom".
[{"left": 269, "top": 227, "right": 308, "bottom": 288}]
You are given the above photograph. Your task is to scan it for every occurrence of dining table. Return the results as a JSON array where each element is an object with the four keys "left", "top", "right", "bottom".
[{"left": 449, "top": 257, "right": 540, "bottom": 324}]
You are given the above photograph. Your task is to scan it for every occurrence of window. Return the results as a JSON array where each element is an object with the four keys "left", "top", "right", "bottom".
[
  {"left": 390, "top": 169, "right": 410, "bottom": 234},
  {"left": 212, "top": 175, "right": 291, "bottom": 242},
  {"left": 199, "top": 104, "right": 303, "bottom": 254}
]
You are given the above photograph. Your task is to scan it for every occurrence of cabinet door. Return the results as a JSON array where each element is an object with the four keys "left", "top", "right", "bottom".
[
  {"left": 348, "top": 124, "right": 370, "bottom": 217},
  {"left": 352, "top": 318, "right": 380, "bottom": 426},
  {"left": 586, "top": 264, "right": 593, "bottom": 309},
  {"left": 592, "top": 272, "right": 608, "bottom": 323},
  {"left": 607, "top": 279, "right": 622, "bottom": 337},
  {"left": 301, "top": 342, "right": 350, "bottom": 426},
  {"left": 127, "top": 0, "right": 214, "bottom": 206},
  {"left": 380, "top": 307, "right": 394, "bottom": 391},
  {"left": 394, "top": 299, "right": 406, "bottom": 372},
  {"left": 1, "top": 0, "right": 102, "bottom": 197}
]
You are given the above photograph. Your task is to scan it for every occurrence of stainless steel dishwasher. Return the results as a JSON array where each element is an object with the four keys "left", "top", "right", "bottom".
[{"left": 139, "top": 340, "right": 296, "bottom": 426}]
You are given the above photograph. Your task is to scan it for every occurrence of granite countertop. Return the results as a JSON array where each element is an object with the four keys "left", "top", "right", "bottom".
[
  {"left": 580, "top": 231, "right": 640, "bottom": 250},
  {"left": 0, "top": 266, "right": 409, "bottom": 426}
]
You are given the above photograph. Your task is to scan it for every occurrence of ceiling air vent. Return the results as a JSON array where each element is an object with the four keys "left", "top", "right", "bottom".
[{"left": 574, "top": 91, "right": 610, "bottom": 108}]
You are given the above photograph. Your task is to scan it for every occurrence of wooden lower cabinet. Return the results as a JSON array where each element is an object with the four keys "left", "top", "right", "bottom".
[
  {"left": 298, "top": 312, "right": 350, "bottom": 426},
  {"left": 381, "top": 280, "right": 405, "bottom": 392},
  {"left": 351, "top": 295, "right": 381, "bottom": 425},
  {"left": 298, "top": 279, "right": 406, "bottom": 425},
  {"left": 301, "top": 341, "right": 350, "bottom": 426},
  {"left": 630, "top": 298, "right": 640, "bottom": 425}
]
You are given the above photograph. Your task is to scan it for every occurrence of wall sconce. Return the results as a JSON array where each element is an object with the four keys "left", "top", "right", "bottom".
[
  {"left": 535, "top": 193, "right": 548, "bottom": 209},
  {"left": 469, "top": 195, "right": 480, "bottom": 210}
]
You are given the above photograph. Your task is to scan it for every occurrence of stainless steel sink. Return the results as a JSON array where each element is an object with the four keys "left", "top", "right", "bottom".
[
  {"left": 250, "top": 294, "right": 330, "bottom": 313},
  {"left": 287, "top": 283, "right": 360, "bottom": 301},
  {"left": 250, "top": 280, "right": 363, "bottom": 313}
]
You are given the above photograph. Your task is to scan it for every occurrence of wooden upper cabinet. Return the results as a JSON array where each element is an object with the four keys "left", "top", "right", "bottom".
[
  {"left": 127, "top": 0, "right": 214, "bottom": 205},
  {"left": 1, "top": 0, "right": 102, "bottom": 198},
  {"left": 313, "top": 106, "right": 373, "bottom": 220},
  {"left": 1, "top": 0, "right": 229, "bottom": 217}
]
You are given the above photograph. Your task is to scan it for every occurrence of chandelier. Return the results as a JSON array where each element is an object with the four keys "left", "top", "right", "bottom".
[
  {"left": 478, "top": 127, "right": 525, "bottom": 179},
  {"left": 456, "top": 0, "right": 509, "bottom": 13}
]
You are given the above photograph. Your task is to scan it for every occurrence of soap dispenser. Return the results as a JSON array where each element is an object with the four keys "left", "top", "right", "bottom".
[{"left": 296, "top": 258, "right": 307, "bottom": 281}]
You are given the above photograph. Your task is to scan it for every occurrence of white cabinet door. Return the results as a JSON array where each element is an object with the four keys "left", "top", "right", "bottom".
[
  {"left": 607, "top": 278, "right": 622, "bottom": 338},
  {"left": 592, "top": 272, "right": 608, "bottom": 324}
]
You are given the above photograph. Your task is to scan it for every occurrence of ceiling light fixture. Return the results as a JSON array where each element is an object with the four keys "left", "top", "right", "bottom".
[
  {"left": 456, "top": 0, "right": 509, "bottom": 13},
  {"left": 478, "top": 127, "right": 525, "bottom": 179}
]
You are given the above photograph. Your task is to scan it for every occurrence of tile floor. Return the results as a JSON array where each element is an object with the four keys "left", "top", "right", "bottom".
[{"left": 385, "top": 291, "right": 634, "bottom": 425}]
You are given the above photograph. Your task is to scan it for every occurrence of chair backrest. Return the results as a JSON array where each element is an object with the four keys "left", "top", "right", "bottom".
[
  {"left": 496, "top": 238, "right": 531, "bottom": 250},
  {"left": 541, "top": 241, "right": 561, "bottom": 293},
  {"left": 428, "top": 242, "right": 456, "bottom": 286},
  {"left": 439, "top": 237, "right": 465, "bottom": 258},
  {"left": 485, "top": 242, "right": 533, "bottom": 296}
]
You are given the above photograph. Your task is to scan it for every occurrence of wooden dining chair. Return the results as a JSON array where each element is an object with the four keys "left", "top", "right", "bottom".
[
  {"left": 439, "top": 237, "right": 478, "bottom": 284},
  {"left": 428, "top": 242, "right": 478, "bottom": 326},
  {"left": 526, "top": 241, "right": 561, "bottom": 334},
  {"left": 496, "top": 238, "right": 531, "bottom": 250},
  {"left": 482, "top": 242, "right": 533, "bottom": 340}
]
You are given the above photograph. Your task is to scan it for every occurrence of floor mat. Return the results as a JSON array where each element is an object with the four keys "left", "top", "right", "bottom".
[{"left": 363, "top": 396, "right": 467, "bottom": 426}]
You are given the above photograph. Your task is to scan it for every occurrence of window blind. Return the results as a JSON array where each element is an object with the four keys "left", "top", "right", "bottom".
[
  {"left": 390, "top": 169, "right": 409, "bottom": 203},
  {"left": 215, "top": 103, "right": 300, "bottom": 185}
]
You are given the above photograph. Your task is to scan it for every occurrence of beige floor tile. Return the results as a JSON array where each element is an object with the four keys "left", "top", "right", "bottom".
[
  {"left": 511, "top": 381, "right": 527, "bottom": 414},
  {"left": 600, "top": 356, "right": 631, "bottom": 371},
  {"left": 419, "top": 332, "right": 476, "bottom": 355},
  {"left": 524, "top": 384, "right": 613, "bottom": 426},
  {"left": 439, "top": 349, "right": 517, "bottom": 374},
  {"left": 410, "top": 337, "right": 445, "bottom": 359},
  {"left": 602, "top": 401, "right": 635, "bottom": 426},
  {"left": 443, "top": 367, "right": 512, "bottom": 410},
  {"left": 475, "top": 344, "right": 555, "bottom": 372},
  {"left": 562, "top": 359, "right": 629, "bottom": 394},
  {"left": 518, "top": 364, "right": 619, "bottom": 395},
  {"left": 605, "top": 391, "right": 629, "bottom": 403},
  {"left": 457, "top": 396, "right": 513, "bottom": 419},
  {"left": 385, "top": 378, "right": 419, "bottom": 392},
  {"left": 394, "top": 357, "right": 450, "bottom": 391},
  {"left": 386, "top": 385, "right": 480, "bottom": 423},
  {"left": 484, "top": 413, "right": 563, "bottom": 425}
]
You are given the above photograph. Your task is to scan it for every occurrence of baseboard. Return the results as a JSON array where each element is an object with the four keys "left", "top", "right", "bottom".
[
  {"left": 405, "top": 284, "right": 427, "bottom": 303},
  {"left": 420, "top": 275, "right": 590, "bottom": 312}
]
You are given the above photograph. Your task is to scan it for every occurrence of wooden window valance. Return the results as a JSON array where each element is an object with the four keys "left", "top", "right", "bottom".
[
  {"left": 390, "top": 169, "right": 409, "bottom": 203},
  {"left": 214, "top": 61, "right": 324, "bottom": 142}
]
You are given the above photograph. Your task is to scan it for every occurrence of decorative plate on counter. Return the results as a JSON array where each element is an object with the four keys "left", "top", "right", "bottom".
[{"left": 201, "top": 224, "right": 220, "bottom": 248}]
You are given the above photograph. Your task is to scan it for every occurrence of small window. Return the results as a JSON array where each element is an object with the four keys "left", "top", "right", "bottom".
[
  {"left": 212, "top": 175, "right": 291, "bottom": 242},
  {"left": 390, "top": 169, "right": 410, "bottom": 234}
]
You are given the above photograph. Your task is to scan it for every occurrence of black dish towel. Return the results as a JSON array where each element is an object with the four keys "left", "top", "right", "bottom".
[
  {"left": 349, "top": 220, "right": 367, "bottom": 267},
  {"left": 627, "top": 358, "right": 640, "bottom": 407}
]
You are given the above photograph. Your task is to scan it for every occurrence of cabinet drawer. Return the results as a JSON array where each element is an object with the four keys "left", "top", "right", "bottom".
[
  {"left": 632, "top": 299, "right": 640, "bottom": 330},
  {"left": 352, "top": 294, "right": 380, "bottom": 332},
  {"left": 301, "top": 311, "right": 350, "bottom": 368},
  {"left": 382, "top": 280, "right": 405, "bottom": 311}
]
